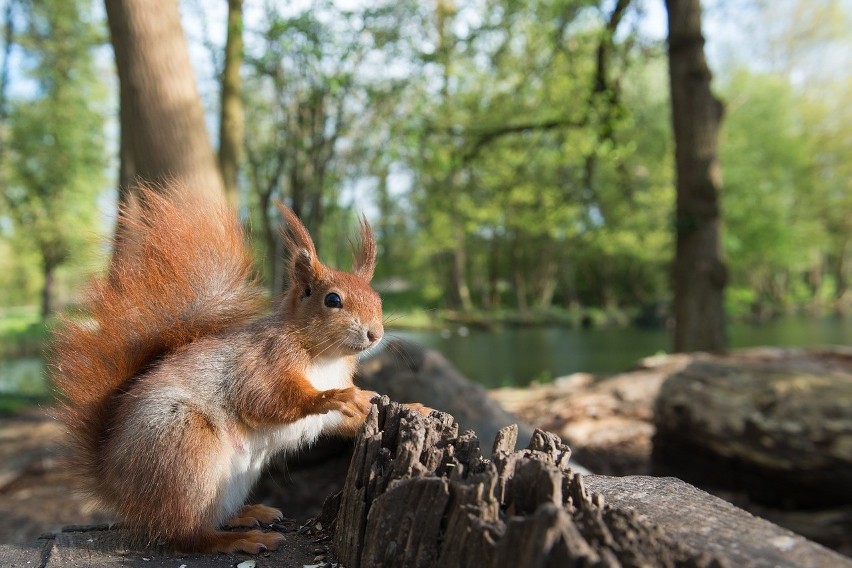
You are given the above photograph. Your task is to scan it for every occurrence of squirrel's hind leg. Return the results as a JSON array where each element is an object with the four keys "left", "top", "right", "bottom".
[
  {"left": 223, "top": 503, "right": 284, "bottom": 527},
  {"left": 175, "top": 529, "right": 286, "bottom": 554}
]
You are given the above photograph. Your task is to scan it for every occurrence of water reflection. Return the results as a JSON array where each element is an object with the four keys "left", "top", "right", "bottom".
[
  {"left": 393, "top": 316, "right": 851, "bottom": 388},
  {"left": 1, "top": 316, "right": 849, "bottom": 393}
]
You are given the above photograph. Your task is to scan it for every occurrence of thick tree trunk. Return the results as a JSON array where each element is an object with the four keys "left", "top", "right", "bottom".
[
  {"left": 104, "top": 0, "right": 223, "bottom": 199},
  {"left": 666, "top": 0, "right": 727, "bottom": 352},
  {"left": 217, "top": 0, "right": 244, "bottom": 209}
]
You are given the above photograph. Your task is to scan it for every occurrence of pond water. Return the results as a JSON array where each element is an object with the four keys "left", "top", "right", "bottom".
[
  {"left": 391, "top": 316, "right": 852, "bottom": 388},
  {"left": 1, "top": 316, "right": 849, "bottom": 394}
]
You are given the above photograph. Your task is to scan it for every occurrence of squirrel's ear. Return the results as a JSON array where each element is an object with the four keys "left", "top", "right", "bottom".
[
  {"left": 276, "top": 201, "right": 321, "bottom": 286},
  {"left": 352, "top": 215, "right": 377, "bottom": 282},
  {"left": 292, "top": 248, "right": 318, "bottom": 289}
]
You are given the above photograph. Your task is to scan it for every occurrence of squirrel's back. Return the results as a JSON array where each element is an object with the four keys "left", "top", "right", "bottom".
[{"left": 51, "top": 185, "right": 265, "bottom": 492}]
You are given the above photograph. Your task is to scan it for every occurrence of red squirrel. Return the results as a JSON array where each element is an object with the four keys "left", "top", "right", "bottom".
[{"left": 51, "top": 185, "right": 404, "bottom": 554}]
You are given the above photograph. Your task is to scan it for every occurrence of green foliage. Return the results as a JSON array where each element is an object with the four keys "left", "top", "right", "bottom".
[
  {"left": 0, "top": 0, "right": 107, "bottom": 317},
  {"left": 0, "top": 0, "right": 848, "bottom": 337},
  {"left": 720, "top": 66, "right": 849, "bottom": 314}
]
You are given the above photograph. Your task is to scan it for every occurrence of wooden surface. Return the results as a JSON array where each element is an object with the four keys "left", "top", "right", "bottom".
[
  {"left": 584, "top": 475, "right": 852, "bottom": 568},
  {"left": 2, "top": 524, "right": 333, "bottom": 568}
]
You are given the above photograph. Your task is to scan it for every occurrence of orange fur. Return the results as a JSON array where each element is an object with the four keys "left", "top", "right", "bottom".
[
  {"left": 51, "top": 184, "right": 263, "bottom": 499},
  {"left": 50, "top": 185, "right": 386, "bottom": 553}
]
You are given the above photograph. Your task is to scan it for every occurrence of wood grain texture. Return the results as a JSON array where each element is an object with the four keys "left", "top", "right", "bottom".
[{"left": 584, "top": 475, "right": 852, "bottom": 568}]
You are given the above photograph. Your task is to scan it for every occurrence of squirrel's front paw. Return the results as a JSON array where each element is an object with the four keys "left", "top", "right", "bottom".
[
  {"left": 313, "top": 387, "right": 374, "bottom": 417},
  {"left": 404, "top": 402, "right": 434, "bottom": 416}
]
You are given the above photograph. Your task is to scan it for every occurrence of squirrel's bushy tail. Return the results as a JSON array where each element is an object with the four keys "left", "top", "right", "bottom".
[{"left": 51, "top": 184, "right": 264, "bottom": 493}]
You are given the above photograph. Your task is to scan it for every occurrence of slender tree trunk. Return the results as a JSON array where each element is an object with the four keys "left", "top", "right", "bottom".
[
  {"left": 104, "top": 0, "right": 223, "bottom": 199},
  {"left": 486, "top": 239, "right": 501, "bottom": 310},
  {"left": 41, "top": 260, "right": 56, "bottom": 320},
  {"left": 451, "top": 221, "right": 473, "bottom": 312},
  {"left": 512, "top": 235, "right": 530, "bottom": 316},
  {"left": 538, "top": 258, "right": 559, "bottom": 311},
  {"left": 218, "top": 0, "right": 244, "bottom": 209},
  {"left": 833, "top": 238, "right": 849, "bottom": 303},
  {"left": 666, "top": 0, "right": 727, "bottom": 352}
]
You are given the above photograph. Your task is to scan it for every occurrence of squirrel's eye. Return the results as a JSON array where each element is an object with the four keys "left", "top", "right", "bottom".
[{"left": 324, "top": 292, "right": 343, "bottom": 309}]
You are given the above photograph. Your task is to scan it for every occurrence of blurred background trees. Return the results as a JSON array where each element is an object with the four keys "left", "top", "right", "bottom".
[
  {"left": 0, "top": 0, "right": 106, "bottom": 318},
  {"left": 0, "top": 0, "right": 849, "bottom": 351}
]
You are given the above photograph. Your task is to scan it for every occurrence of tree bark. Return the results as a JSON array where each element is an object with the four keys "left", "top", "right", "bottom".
[
  {"left": 217, "top": 0, "right": 244, "bottom": 209},
  {"left": 666, "top": 0, "right": 727, "bottom": 352},
  {"left": 104, "top": 0, "right": 223, "bottom": 200}
]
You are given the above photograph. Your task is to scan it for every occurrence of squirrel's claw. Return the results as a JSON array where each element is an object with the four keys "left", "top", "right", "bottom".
[
  {"left": 314, "top": 386, "right": 374, "bottom": 418},
  {"left": 224, "top": 504, "right": 284, "bottom": 528}
]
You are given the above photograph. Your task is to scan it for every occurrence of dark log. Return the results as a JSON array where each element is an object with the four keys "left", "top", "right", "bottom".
[{"left": 652, "top": 350, "right": 852, "bottom": 508}]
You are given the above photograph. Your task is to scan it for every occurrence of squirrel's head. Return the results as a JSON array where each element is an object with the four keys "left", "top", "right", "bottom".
[{"left": 277, "top": 202, "right": 383, "bottom": 359}]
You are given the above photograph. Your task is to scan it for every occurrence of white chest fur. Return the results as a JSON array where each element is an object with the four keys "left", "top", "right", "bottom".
[
  {"left": 217, "top": 356, "right": 353, "bottom": 523},
  {"left": 306, "top": 357, "right": 352, "bottom": 391}
]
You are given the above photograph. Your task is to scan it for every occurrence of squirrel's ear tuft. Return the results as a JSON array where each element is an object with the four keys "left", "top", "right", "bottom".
[
  {"left": 276, "top": 201, "right": 321, "bottom": 286},
  {"left": 292, "top": 248, "right": 317, "bottom": 288},
  {"left": 276, "top": 201, "right": 317, "bottom": 258},
  {"left": 352, "top": 215, "right": 377, "bottom": 282}
]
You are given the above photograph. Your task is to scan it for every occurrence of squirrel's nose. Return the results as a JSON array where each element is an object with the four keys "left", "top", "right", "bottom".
[{"left": 366, "top": 324, "right": 383, "bottom": 344}]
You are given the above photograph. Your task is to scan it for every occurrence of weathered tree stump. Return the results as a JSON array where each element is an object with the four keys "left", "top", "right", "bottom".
[
  {"left": 652, "top": 349, "right": 852, "bottom": 508},
  {"left": 329, "top": 397, "right": 728, "bottom": 568}
]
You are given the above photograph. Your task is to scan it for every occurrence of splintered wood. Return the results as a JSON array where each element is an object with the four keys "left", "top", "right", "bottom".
[{"left": 330, "top": 397, "right": 723, "bottom": 568}]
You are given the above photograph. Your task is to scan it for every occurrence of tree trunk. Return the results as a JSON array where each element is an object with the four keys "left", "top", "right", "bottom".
[
  {"left": 451, "top": 221, "right": 474, "bottom": 312},
  {"left": 666, "top": 0, "right": 727, "bottom": 353},
  {"left": 486, "top": 239, "right": 501, "bottom": 310},
  {"left": 509, "top": 232, "right": 530, "bottom": 316},
  {"left": 833, "top": 238, "right": 849, "bottom": 303},
  {"left": 537, "top": 256, "right": 559, "bottom": 311},
  {"left": 104, "top": 0, "right": 223, "bottom": 199},
  {"left": 41, "top": 260, "right": 56, "bottom": 320},
  {"left": 217, "top": 0, "right": 244, "bottom": 209}
]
